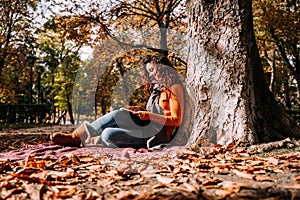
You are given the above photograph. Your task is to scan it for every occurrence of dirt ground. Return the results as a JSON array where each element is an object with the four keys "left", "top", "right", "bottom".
[{"left": 0, "top": 125, "right": 299, "bottom": 200}]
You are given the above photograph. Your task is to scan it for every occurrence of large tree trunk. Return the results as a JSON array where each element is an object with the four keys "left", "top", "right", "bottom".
[{"left": 186, "top": 0, "right": 300, "bottom": 146}]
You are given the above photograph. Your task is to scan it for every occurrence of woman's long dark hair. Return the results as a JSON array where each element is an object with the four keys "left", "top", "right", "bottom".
[{"left": 141, "top": 54, "right": 179, "bottom": 93}]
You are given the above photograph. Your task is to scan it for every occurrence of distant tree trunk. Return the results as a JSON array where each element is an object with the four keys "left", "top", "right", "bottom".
[
  {"left": 67, "top": 94, "right": 75, "bottom": 124},
  {"left": 0, "top": 57, "right": 4, "bottom": 83},
  {"left": 159, "top": 28, "right": 168, "bottom": 55},
  {"left": 186, "top": 0, "right": 300, "bottom": 146},
  {"left": 264, "top": 49, "right": 276, "bottom": 92},
  {"left": 96, "top": 65, "right": 113, "bottom": 116}
]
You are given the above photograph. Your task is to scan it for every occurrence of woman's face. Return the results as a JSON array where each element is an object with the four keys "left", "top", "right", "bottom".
[{"left": 146, "top": 63, "right": 158, "bottom": 80}]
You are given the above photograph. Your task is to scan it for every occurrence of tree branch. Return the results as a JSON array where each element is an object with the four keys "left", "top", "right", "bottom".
[
  {"left": 269, "top": 26, "right": 296, "bottom": 75},
  {"left": 117, "top": 2, "right": 157, "bottom": 19},
  {"left": 85, "top": 15, "right": 167, "bottom": 55},
  {"left": 154, "top": 1, "right": 162, "bottom": 17},
  {"left": 119, "top": 11, "right": 157, "bottom": 21}
]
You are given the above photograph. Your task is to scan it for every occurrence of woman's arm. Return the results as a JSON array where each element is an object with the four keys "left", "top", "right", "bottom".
[
  {"left": 122, "top": 106, "right": 146, "bottom": 112},
  {"left": 133, "top": 84, "right": 184, "bottom": 127}
]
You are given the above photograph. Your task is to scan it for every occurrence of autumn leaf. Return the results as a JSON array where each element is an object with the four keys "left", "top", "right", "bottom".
[
  {"left": 123, "top": 177, "right": 144, "bottom": 186},
  {"left": 156, "top": 175, "right": 175, "bottom": 185},
  {"left": 181, "top": 182, "right": 199, "bottom": 193},
  {"left": 232, "top": 169, "right": 254, "bottom": 180},
  {"left": 0, "top": 161, "right": 12, "bottom": 173},
  {"left": 24, "top": 184, "right": 45, "bottom": 200},
  {"left": 266, "top": 157, "right": 279, "bottom": 165},
  {"left": 254, "top": 175, "right": 274, "bottom": 182},
  {"left": 50, "top": 186, "right": 77, "bottom": 198},
  {"left": 202, "top": 178, "right": 222, "bottom": 189}
]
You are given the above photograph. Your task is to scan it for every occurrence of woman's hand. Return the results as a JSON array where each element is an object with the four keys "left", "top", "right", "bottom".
[{"left": 132, "top": 111, "right": 150, "bottom": 120}]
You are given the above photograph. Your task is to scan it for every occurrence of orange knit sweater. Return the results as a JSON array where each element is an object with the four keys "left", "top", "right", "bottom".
[{"left": 144, "top": 83, "right": 185, "bottom": 141}]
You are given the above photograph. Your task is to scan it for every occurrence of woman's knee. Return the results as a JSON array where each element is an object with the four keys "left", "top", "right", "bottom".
[
  {"left": 101, "top": 128, "right": 115, "bottom": 145},
  {"left": 112, "top": 109, "right": 129, "bottom": 118}
]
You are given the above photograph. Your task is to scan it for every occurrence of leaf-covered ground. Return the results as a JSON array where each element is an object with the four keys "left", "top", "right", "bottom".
[{"left": 0, "top": 125, "right": 299, "bottom": 200}]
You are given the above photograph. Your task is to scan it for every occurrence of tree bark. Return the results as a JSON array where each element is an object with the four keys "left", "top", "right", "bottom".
[{"left": 186, "top": 0, "right": 300, "bottom": 147}]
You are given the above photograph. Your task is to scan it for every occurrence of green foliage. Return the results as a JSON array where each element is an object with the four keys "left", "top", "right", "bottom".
[
  {"left": 36, "top": 15, "right": 86, "bottom": 123},
  {"left": 72, "top": 59, "right": 98, "bottom": 118}
]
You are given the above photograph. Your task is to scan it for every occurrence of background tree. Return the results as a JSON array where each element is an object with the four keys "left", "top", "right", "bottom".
[
  {"left": 94, "top": 48, "right": 152, "bottom": 115},
  {"left": 0, "top": 0, "right": 40, "bottom": 101},
  {"left": 253, "top": 0, "right": 299, "bottom": 110},
  {"left": 186, "top": 0, "right": 300, "bottom": 147},
  {"left": 72, "top": 59, "right": 99, "bottom": 123},
  {"left": 91, "top": 36, "right": 187, "bottom": 117},
  {"left": 53, "top": 0, "right": 187, "bottom": 118},
  {"left": 37, "top": 15, "right": 88, "bottom": 124},
  {"left": 48, "top": 0, "right": 186, "bottom": 49},
  {"left": 97, "top": 0, "right": 187, "bottom": 115},
  {"left": 109, "top": 0, "right": 186, "bottom": 54}
]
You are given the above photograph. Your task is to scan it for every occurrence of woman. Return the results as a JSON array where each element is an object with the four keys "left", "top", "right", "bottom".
[{"left": 51, "top": 54, "right": 185, "bottom": 149}]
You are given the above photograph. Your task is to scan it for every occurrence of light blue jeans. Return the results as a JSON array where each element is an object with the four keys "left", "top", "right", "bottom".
[{"left": 86, "top": 109, "right": 165, "bottom": 148}]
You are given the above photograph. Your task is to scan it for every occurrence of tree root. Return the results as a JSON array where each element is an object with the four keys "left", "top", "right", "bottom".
[{"left": 246, "top": 137, "right": 300, "bottom": 153}]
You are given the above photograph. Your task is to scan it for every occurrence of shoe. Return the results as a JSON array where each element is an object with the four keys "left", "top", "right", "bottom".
[
  {"left": 50, "top": 131, "right": 81, "bottom": 147},
  {"left": 50, "top": 123, "right": 93, "bottom": 147}
]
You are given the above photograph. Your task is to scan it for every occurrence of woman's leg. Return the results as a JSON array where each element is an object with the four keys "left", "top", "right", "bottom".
[
  {"left": 88, "top": 109, "right": 149, "bottom": 137},
  {"left": 50, "top": 110, "right": 126, "bottom": 146},
  {"left": 51, "top": 109, "right": 162, "bottom": 147},
  {"left": 85, "top": 110, "right": 119, "bottom": 137},
  {"left": 101, "top": 127, "right": 147, "bottom": 148}
]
